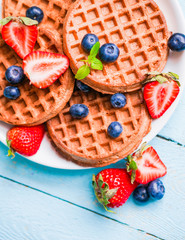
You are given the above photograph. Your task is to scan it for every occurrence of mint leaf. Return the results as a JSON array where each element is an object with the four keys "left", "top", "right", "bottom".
[
  {"left": 88, "top": 55, "right": 93, "bottom": 64},
  {"left": 76, "top": 41, "right": 103, "bottom": 79},
  {"left": 90, "top": 42, "right": 100, "bottom": 58},
  {"left": 0, "top": 17, "right": 13, "bottom": 25},
  {"left": 75, "top": 65, "right": 90, "bottom": 80},
  {"left": 20, "top": 17, "right": 38, "bottom": 26},
  {"left": 91, "top": 58, "right": 103, "bottom": 70}
]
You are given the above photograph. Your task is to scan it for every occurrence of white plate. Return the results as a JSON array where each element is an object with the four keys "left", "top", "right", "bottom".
[{"left": 0, "top": 0, "right": 185, "bottom": 169}]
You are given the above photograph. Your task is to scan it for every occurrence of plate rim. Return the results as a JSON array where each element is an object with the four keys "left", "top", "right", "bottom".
[{"left": 0, "top": 0, "right": 185, "bottom": 170}]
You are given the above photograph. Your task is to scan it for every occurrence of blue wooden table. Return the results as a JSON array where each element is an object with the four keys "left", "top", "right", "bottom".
[{"left": 1, "top": 2, "right": 185, "bottom": 240}]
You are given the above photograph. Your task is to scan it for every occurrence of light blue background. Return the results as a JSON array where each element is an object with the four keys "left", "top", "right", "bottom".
[{"left": 0, "top": 1, "right": 185, "bottom": 239}]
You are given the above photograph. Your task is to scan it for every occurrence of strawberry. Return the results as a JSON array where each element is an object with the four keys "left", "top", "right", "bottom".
[
  {"left": 23, "top": 51, "right": 69, "bottom": 88},
  {"left": 92, "top": 168, "right": 138, "bottom": 210},
  {"left": 143, "top": 72, "right": 180, "bottom": 119},
  {"left": 1, "top": 17, "right": 38, "bottom": 59},
  {"left": 127, "top": 144, "right": 167, "bottom": 184},
  {"left": 7, "top": 125, "right": 45, "bottom": 157}
]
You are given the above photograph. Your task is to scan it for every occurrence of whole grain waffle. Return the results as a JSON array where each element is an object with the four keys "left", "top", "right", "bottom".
[
  {"left": 0, "top": 27, "right": 75, "bottom": 126},
  {"left": 47, "top": 90, "right": 151, "bottom": 167},
  {"left": 3, "top": 0, "right": 76, "bottom": 37},
  {"left": 63, "top": 0, "right": 170, "bottom": 94}
]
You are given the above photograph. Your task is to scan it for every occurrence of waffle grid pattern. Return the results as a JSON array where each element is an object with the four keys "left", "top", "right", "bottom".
[
  {"left": 49, "top": 90, "right": 146, "bottom": 158},
  {"left": 0, "top": 28, "right": 74, "bottom": 125},
  {"left": 3, "top": 0, "right": 76, "bottom": 35},
  {"left": 64, "top": 0, "right": 169, "bottom": 91}
]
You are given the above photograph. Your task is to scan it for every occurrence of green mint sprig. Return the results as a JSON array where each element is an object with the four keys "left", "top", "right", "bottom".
[{"left": 75, "top": 42, "right": 103, "bottom": 80}]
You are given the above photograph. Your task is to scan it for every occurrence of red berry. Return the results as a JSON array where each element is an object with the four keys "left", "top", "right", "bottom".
[
  {"left": 93, "top": 168, "right": 138, "bottom": 209},
  {"left": 7, "top": 125, "right": 45, "bottom": 157},
  {"left": 23, "top": 51, "right": 69, "bottom": 88},
  {"left": 144, "top": 80, "right": 180, "bottom": 119},
  {"left": 127, "top": 145, "right": 167, "bottom": 184},
  {"left": 2, "top": 20, "right": 38, "bottom": 59}
]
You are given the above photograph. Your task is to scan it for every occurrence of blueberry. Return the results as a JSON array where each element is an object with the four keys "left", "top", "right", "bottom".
[
  {"left": 168, "top": 33, "right": 185, "bottom": 52},
  {"left": 26, "top": 6, "right": 44, "bottom": 23},
  {"left": 5, "top": 66, "right": 24, "bottom": 84},
  {"left": 81, "top": 34, "right": 99, "bottom": 53},
  {"left": 99, "top": 43, "right": 120, "bottom": 63},
  {"left": 111, "top": 93, "right": 127, "bottom": 108},
  {"left": 4, "top": 86, "right": 20, "bottom": 100},
  {"left": 70, "top": 104, "right": 89, "bottom": 119},
  {"left": 147, "top": 179, "right": 165, "bottom": 200},
  {"left": 107, "top": 122, "right": 123, "bottom": 138},
  {"left": 76, "top": 80, "right": 91, "bottom": 92},
  {"left": 133, "top": 186, "right": 150, "bottom": 203}
]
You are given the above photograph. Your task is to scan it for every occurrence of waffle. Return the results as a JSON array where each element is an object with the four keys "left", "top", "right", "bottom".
[
  {"left": 47, "top": 90, "right": 151, "bottom": 167},
  {"left": 0, "top": 26, "right": 75, "bottom": 126},
  {"left": 63, "top": 0, "right": 170, "bottom": 94},
  {"left": 3, "top": 0, "right": 76, "bottom": 37}
]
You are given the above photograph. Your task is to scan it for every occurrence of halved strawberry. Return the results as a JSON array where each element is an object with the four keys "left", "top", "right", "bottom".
[
  {"left": 23, "top": 51, "right": 69, "bottom": 88},
  {"left": 127, "top": 144, "right": 167, "bottom": 184},
  {"left": 1, "top": 19, "right": 38, "bottom": 59},
  {"left": 143, "top": 72, "right": 180, "bottom": 119}
]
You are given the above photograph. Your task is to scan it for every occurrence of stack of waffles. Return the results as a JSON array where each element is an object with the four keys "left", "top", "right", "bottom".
[{"left": 0, "top": 0, "right": 170, "bottom": 167}]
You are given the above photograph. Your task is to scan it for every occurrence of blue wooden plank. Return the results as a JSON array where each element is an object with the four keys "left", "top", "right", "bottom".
[
  {"left": 158, "top": 91, "right": 185, "bottom": 146},
  {"left": 0, "top": 1, "right": 184, "bottom": 240},
  {"left": 157, "top": 0, "right": 185, "bottom": 145},
  {"left": 0, "top": 177, "right": 159, "bottom": 240},
  {"left": 0, "top": 137, "right": 185, "bottom": 240}
]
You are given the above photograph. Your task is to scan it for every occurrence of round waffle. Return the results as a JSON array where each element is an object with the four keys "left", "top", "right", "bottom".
[
  {"left": 0, "top": 27, "right": 75, "bottom": 126},
  {"left": 63, "top": 0, "right": 170, "bottom": 94},
  {"left": 47, "top": 90, "right": 151, "bottom": 167},
  {"left": 3, "top": 0, "right": 76, "bottom": 37}
]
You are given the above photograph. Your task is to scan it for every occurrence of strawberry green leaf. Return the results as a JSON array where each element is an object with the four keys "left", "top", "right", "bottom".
[
  {"left": 6, "top": 139, "right": 15, "bottom": 158},
  {"left": 105, "top": 188, "right": 118, "bottom": 200},
  {"left": 129, "top": 160, "right": 138, "bottom": 171},
  {"left": 75, "top": 65, "right": 90, "bottom": 80},
  {"left": 6, "top": 139, "right": 11, "bottom": 148},
  {"left": 168, "top": 72, "right": 179, "bottom": 80},
  {"left": 131, "top": 170, "right": 136, "bottom": 184},
  {"left": 167, "top": 72, "right": 181, "bottom": 86},
  {"left": 92, "top": 174, "right": 96, "bottom": 187},
  {"left": 154, "top": 75, "right": 168, "bottom": 84},
  {"left": 91, "top": 58, "right": 103, "bottom": 70},
  {"left": 90, "top": 42, "right": 100, "bottom": 58},
  {"left": 127, "top": 155, "right": 132, "bottom": 163},
  {"left": 0, "top": 17, "right": 13, "bottom": 25},
  {"left": 140, "top": 142, "right": 151, "bottom": 154},
  {"left": 147, "top": 71, "right": 160, "bottom": 75},
  {"left": 7, "top": 149, "right": 15, "bottom": 158},
  {"left": 19, "top": 17, "right": 38, "bottom": 26}
]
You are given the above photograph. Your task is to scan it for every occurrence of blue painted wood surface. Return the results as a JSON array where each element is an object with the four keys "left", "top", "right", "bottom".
[{"left": 0, "top": 1, "right": 185, "bottom": 240}]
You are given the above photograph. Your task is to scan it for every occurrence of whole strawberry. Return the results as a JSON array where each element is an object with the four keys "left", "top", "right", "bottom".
[
  {"left": 92, "top": 168, "right": 138, "bottom": 210},
  {"left": 7, "top": 125, "right": 45, "bottom": 157}
]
